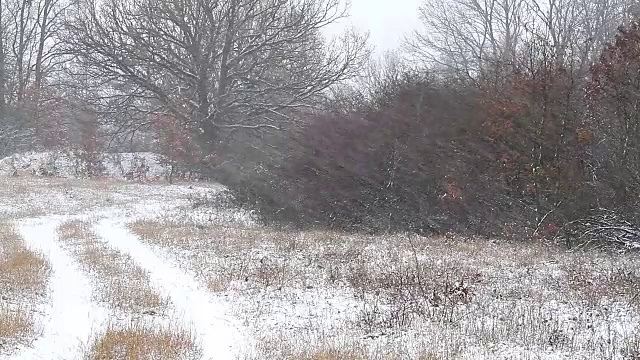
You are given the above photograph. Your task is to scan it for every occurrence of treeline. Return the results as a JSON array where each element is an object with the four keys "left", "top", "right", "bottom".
[
  {"left": 2, "top": 0, "right": 640, "bottom": 245},
  {"left": 222, "top": 0, "right": 640, "bottom": 246}
]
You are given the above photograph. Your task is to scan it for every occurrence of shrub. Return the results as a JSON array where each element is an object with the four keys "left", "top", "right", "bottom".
[{"left": 224, "top": 75, "right": 534, "bottom": 237}]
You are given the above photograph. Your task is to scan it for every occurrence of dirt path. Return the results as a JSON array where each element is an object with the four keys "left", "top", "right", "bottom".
[
  {"left": 3, "top": 204, "right": 245, "bottom": 360},
  {"left": 8, "top": 217, "right": 109, "bottom": 360},
  {"left": 94, "top": 218, "right": 245, "bottom": 360}
]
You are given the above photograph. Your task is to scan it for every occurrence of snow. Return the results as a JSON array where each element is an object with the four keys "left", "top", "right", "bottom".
[
  {"left": 9, "top": 217, "right": 109, "bottom": 360},
  {"left": 1, "top": 175, "right": 638, "bottom": 359},
  {"left": 0, "top": 180, "right": 251, "bottom": 360},
  {"left": 101, "top": 152, "right": 169, "bottom": 180},
  {"left": 94, "top": 218, "right": 247, "bottom": 360},
  {"left": 0, "top": 151, "right": 171, "bottom": 180}
]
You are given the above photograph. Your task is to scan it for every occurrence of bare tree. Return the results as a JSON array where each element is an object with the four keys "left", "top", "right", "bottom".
[
  {"left": 407, "top": 0, "right": 635, "bottom": 81},
  {"left": 405, "top": 0, "right": 530, "bottom": 82},
  {"left": 527, "top": 0, "right": 635, "bottom": 72},
  {"left": 328, "top": 50, "right": 410, "bottom": 112},
  {"left": 0, "top": 0, "right": 67, "bottom": 150},
  {"left": 32, "top": 0, "right": 67, "bottom": 121},
  {"left": 11, "top": 0, "right": 36, "bottom": 104},
  {"left": 0, "top": 1, "right": 9, "bottom": 112},
  {"left": 65, "top": 0, "right": 368, "bottom": 153}
]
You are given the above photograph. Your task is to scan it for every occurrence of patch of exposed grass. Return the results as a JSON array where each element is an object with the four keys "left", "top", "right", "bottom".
[
  {"left": 133, "top": 219, "right": 364, "bottom": 249},
  {"left": 0, "top": 304, "right": 35, "bottom": 345},
  {"left": 247, "top": 333, "right": 457, "bottom": 360},
  {"left": 129, "top": 221, "right": 346, "bottom": 293},
  {"left": 0, "top": 246, "right": 50, "bottom": 296},
  {"left": 245, "top": 333, "right": 367, "bottom": 360},
  {"left": 86, "top": 322, "right": 199, "bottom": 360},
  {"left": 58, "top": 220, "right": 167, "bottom": 312},
  {"left": 130, "top": 220, "right": 298, "bottom": 252},
  {"left": 0, "top": 222, "right": 50, "bottom": 349},
  {"left": 285, "top": 349, "right": 363, "bottom": 360},
  {"left": 563, "top": 257, "right": 640, "bottom": 307},
  {"left": 0, "top": 222, "right": 50, "bottom": 295}
]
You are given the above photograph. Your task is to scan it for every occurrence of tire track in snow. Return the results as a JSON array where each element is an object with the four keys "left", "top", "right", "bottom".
[
  {"left": 94, "top": 218, "right": 245, "bottom": 360},
  {"left": 7, "top": 217, "right": 109, "bottom": 360}
]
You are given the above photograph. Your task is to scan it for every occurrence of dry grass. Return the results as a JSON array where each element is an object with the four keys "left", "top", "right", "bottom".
[
  {"left": 247, "top": 334, "right": 454, "bottom": 360},
  {"left": 58, "top": 220, "right": 167, "bottom": 312},
  {"left": 130, "top": 221, "right": 259, "bottom": 293},
  {"left": 335, "top": 236, "right": 640, "bottom": 358},
  {"left": 262, "top": 349, "right": 365, "bottom": 360},
  {"left": 130, "top": 220, "right": 260, "bottom": 249},
  {"left": 0, "top": 174, "right": 127, "bottom": 191},
  {"left": 0, "top": 305, "right": 35, "bottom": 345},
  {"left": 130, "top": 220, "right": 315, "bottom": 253},
  {"left": 0, "top": 176, "right": 181, "bottom": 220},
  {"left": 0, "top": 222, "right": 50, "bottom": 295},
  {"left": 0, "top": 247, "right": 50, "bottom": 295},
  {"left": 0, "top": 177, "right": 115, "bottom": 217},
  {"left": 85, "top": 322, "right": 199, "bottom": 360},
  {"left": 245, "top": 333, "right": 367, "bottom": 360},
  {"left": 130, "top": 219, "right": 640, "bottom": 359},
  {"left": 0, "top": 222, "right": 50, "bottom": 348},
  {"left": 129, "top": 221, "right": 357, "bottom": 293},
  {"left": 283, "top": 349, "right": 363, "bottom": 360}
]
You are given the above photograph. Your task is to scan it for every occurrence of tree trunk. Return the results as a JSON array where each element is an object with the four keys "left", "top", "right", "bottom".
[
  {"left": 0, "top": 0, "right": 6, "bottom": 111},
  {"left": 33, "top": 0, "right": 52, "bottom": 125}
]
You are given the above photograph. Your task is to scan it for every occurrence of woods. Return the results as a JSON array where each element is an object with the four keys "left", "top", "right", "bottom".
[{"left": 2, "top": 0, "right": 640, "bottom": 246}]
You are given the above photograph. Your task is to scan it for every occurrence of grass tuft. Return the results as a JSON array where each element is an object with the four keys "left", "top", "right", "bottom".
[
  {"left": 0, "top": 304, "right": 34, "bottom": 343},
  {"left": 86, "top": 322, "right": 199, "bottom": 360},
  {"left": 0, "top": 222, "right": 50, "bottom": 348}
]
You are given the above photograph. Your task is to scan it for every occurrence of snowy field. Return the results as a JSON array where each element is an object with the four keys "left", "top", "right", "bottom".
[
  {"left": 0, "top": 173, "right": 639, "bottom": 359},
  {"left": 0, "top": 151, "right": 172, "bottom": 180}
]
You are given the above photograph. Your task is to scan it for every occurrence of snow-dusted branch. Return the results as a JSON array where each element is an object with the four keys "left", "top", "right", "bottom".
[{"left": 64, "top": 0, "right": 368, "bottom": 150}]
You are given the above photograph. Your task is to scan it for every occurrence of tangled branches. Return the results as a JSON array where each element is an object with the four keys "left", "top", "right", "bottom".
[{"left": 563, "top": 210, "right": 640, "bottom": 252}]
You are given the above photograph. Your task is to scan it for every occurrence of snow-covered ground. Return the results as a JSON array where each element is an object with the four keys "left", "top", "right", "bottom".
[
  {"left": 94, "top": 218, "right": 246, "bottom": 359},
  {"left": 0, "top": 176, "right": 252, "bottom": 360},
  {"left": 14, "top": 217, "right": 110, "bottom": 360},
  {"left": 0, "top": 151, "right": 171, "bottom": 180},
  {"left": 0, "top": 174, "right": 638, "bottom": 359}
]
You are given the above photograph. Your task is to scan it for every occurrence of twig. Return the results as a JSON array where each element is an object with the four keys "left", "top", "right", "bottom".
[
  {"left": 533, "top": 200, "right": 563, "bottom": 238},
  {"left": 407, "top": 234, "right": 427, "bottom": 300}
]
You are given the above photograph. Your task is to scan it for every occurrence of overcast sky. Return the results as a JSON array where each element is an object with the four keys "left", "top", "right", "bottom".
[{"left": 324, "top": 0, "right": 424, "bottom": 57}]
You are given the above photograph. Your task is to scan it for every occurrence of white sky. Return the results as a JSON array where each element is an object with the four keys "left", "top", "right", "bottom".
[{"left": 324, "top": 0, "right": 424, "bottom": 58}]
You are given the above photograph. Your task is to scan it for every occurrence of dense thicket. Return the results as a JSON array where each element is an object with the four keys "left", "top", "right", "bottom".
[
  {"left": 226, "top": 68, "right": 585, "bottom": 238},
  {"left": 224, "top": 17, "right": 640, "bottom": 245}
]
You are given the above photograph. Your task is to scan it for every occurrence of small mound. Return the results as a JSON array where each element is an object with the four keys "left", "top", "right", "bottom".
[{"left": 0, "top": 151, "right": 171, "bottom": 180}]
